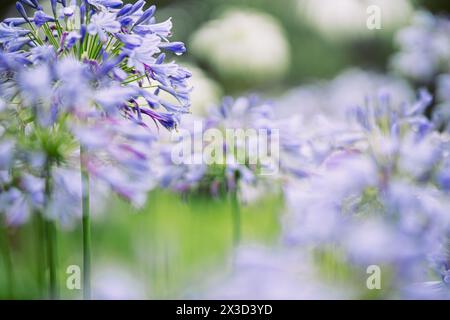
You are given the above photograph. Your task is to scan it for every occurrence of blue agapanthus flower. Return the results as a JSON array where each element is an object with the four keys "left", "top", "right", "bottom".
[
  {"left": 0, "top": 0, "right": 191, "bottom": 130},
  {"left": 283, "top": 89, "right": 450, "bottom": 298},
  {"left": 0, "top": 0, "right": 191, "bottom": 224},
  {"left": 157, "top": 95, "right": 302, "bottom": 200},
  {"left": 0, "top": 137, "right": 44, "bottom": 225},
  {"left": 74, "top": 116, "right": 157, "bottom": 208}
]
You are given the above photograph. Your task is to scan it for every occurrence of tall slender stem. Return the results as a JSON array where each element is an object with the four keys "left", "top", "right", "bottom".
[
  {"left": 80, "top": 146, "right": 91, "bottom": 300},
  {"left": 43, "top": 163, "right": 58, "bottom": 299},
  {"left": 230, "top": 186, "right": 241, "bottom": 247},
  {"left": 44, "top": 219, "right": 58, "bottom": 299},
  {"left": 0, "top": 220, "right": 14, "bottom": 299},
  {"left": 34, "top": 212, "right": 45, "bottom": 298}
]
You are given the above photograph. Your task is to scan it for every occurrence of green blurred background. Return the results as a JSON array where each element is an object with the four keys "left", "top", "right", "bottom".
[{"left": 3, "top": 0, "right": 449, "bottom": 93}]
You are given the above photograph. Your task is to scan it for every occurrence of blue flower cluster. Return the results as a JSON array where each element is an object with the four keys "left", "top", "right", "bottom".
[
  {"left": 190, "top": 17, "right": 450, "bottom": 295},
  {"left": 0, "top": 0, "right": 191, "bottom": 225},
  {"left": 157, "top": 96, "right": 300, "bottom": 200},
  {"left": 199, "top": 87, "right": 450, "bottom": 299},
  {"left": 1, "top": 0, "right": 191, "bottom": 127},
  {"left": 279, "top": 88, "right": 450, "bottom": 298}
]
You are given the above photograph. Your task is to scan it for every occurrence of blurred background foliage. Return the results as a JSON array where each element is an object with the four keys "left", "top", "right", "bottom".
[
  {"left": 1, "top": 190, "right": 282, "bottom": 299},
  {"left": 1, "top": 0, "right": 449, "bottom": 96},
  {"left": 3, "top": 0, "right": 449, "bottom": 93},
  {"left": 1, "top": 0, "right": 450, "bottom": 299},
  {"left": 158, "top": 0, "right": 448, "bottom": 92}
]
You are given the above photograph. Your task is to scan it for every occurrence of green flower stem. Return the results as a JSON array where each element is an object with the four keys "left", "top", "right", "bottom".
[
  {"left": 80, "top": 147, "right": 91, "bottom": 300},
  {"left": 0, "top": 219, "right": 14, "bottom": 299},
  {"left": 43, "top": 161, "right": 58, "bottom": 300},
  {"left": 123, "top": 74, "right": 147, "bottom": 85},
  {"left": 34, "top": 212, "right": 45, "bottom": 298},
  {"left": 44, "top": 219, "right": 58, "bottom": 299},
  {"left": 42, "top": 23, "right": 59, "bottom": 49},
  {"left": 231, "top": 187, "right": 241, "bottom": 247},
  {"left": 88, "top": 35, "right": 100, "bottom": 59},
  {"left": 44, "top": 161, "right": 59, "bottom": 300}
]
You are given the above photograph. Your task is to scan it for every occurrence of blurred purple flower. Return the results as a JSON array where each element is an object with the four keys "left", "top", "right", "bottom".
[
  {"left": 283, "top": 89, "right": 450, "bottom": 296},
  {"left": 74, "top": 117, "right": 157, "bottom": 207}
]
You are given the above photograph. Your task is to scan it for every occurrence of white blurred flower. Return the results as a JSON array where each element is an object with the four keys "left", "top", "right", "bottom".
[
  {"left": 297, "top": 0, "right": 413, "bottom": 40},
  {"left": 184, "top": 64, "right": 222, "bottom": 116},
  {"left": 190, "top": 8, "right": 290, "bottom": 84},
  {"left": 92, "top": 264, "right": 147, "bottom": 300}
]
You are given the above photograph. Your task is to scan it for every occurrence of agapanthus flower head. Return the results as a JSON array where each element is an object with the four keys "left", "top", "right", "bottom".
[
  {"left": 282, "top": 89, "right": 450, "bottom": 297},
  {"left": 156, "top": 95, "right": 302, "bottom": 202},
  {"left": 275, "top": 69, "right": 416, "bottom": 177},
  {"left": 0, "top": 0, "right": 191, "bottom": 127},
  {"left": 0, "top": 0, "right": 191, "bottom": 223}
]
